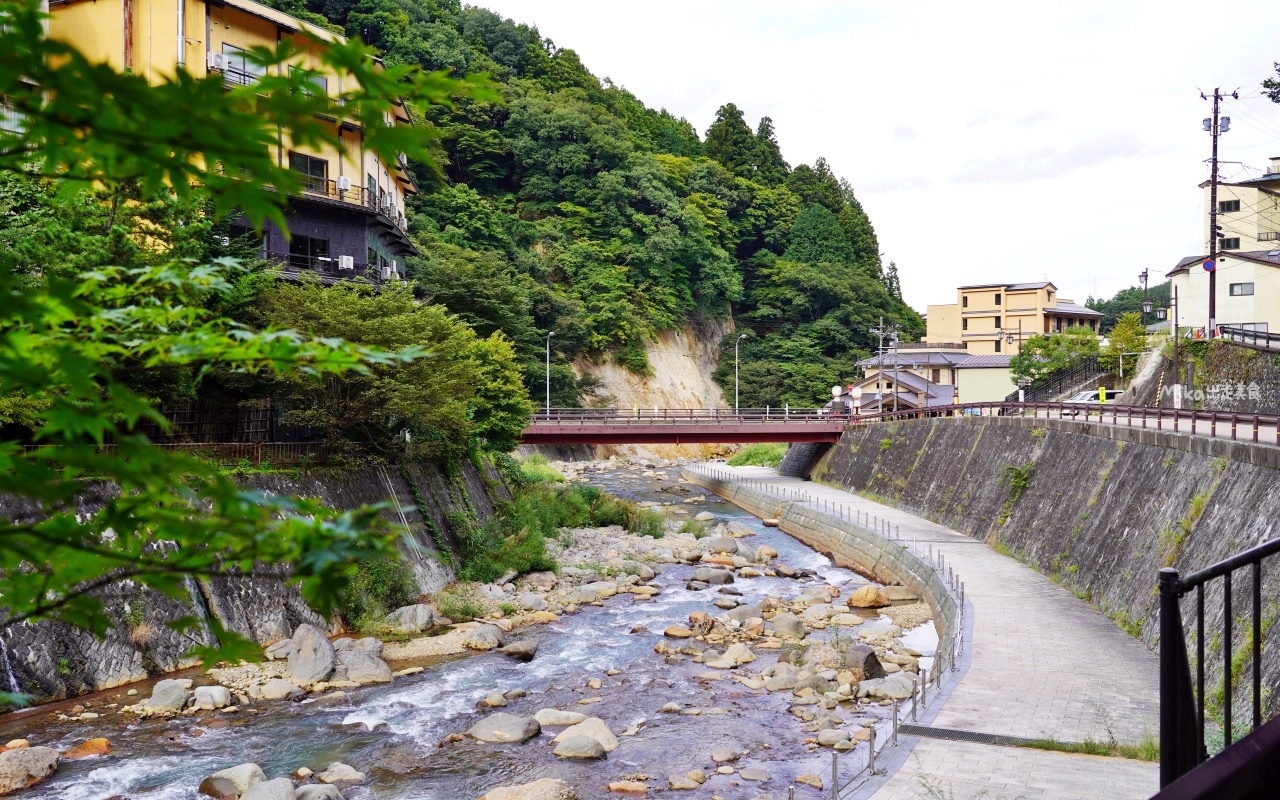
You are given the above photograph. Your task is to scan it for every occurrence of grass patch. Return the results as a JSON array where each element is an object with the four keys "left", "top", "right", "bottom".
[
  {"left": 1020, "top": 733, "right": 1158, "bottom": 761},
  {"left": 338, "top": 557, "right": 421, "bottom": 631},
  {"left": 996, "top": 461, "right": 1035, "bottom": 525},
  {"left": 436, "top": 584, "right": 487, "bottom": 622},
  {"left": 726, "top": 442, "right": 787, "bottom": 468},
  {"left": 679, "top": 518, "right": 709, "bottom": 538}
]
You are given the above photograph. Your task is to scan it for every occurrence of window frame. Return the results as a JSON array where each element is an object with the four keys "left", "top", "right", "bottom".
[
  {"left": 1229, "top": 282, "right": 1255, "bottom": 297},
  {"left": 1219, "top": 237, "right": 1241, "bottom": 250},
  {"left": 1219, "top": 199, "right": 1241, "bottom": 213},
  {"left": 288, "top": 151, "right": 329, "bottom": 193}
]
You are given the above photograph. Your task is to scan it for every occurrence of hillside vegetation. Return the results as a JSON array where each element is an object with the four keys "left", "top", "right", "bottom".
[{"left": 268, "top": 0, "right": 922, "bottom": 407}]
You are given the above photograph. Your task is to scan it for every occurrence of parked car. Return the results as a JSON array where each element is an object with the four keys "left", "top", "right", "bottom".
[{"left": 1065, "top": 389, "right": 1123, "bottom": 417}]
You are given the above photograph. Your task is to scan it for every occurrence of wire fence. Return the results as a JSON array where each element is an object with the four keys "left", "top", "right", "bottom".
[{"left": 684, "top": 465, "right": 967, "bottom": 799}]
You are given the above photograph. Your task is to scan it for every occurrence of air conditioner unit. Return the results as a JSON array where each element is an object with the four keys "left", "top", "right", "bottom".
[
  {"left": 380, "top": 195, "right": 392, "bottom": 210},
  {"left": 339, "top": 255, "right": 354, "bottom": 270},
  {"left": 381, "top": 266, "right": 392, "bottom": 280},
  {"left": 335, "top": 176, "right": 351, "bottom": 191},
  {"left": 207, "top": 51, "right": 229, "bottom": 71}
]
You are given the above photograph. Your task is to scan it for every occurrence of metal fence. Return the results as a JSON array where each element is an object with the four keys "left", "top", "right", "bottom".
[
  {"left": 1158, "top": 539, "right": 1280, "bottom": 790},
  {"left": 686, "top": 465, "right": 967, "bottom": 799},
  {"left": 21, "top": 441, "right": 333, "bottom": 468},
  {"left": 1003, "top": 355, "right": 1106, "bottom": 403},
  {"left": 1219, "top": 325, "right": 1280, "bottom": 353}
]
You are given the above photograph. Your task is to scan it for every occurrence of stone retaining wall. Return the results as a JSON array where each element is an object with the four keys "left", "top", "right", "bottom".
[{"left": 680, "top": 469, "right": 959, "bottom": 644}]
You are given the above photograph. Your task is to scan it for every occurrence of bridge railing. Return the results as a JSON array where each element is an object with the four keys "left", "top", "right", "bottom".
[
  {"left": 529, "top": 407, "right": 837, "bottom": 424},
  {"left": 1155, "top": 539, "right": 1280, "bottom": 798}
]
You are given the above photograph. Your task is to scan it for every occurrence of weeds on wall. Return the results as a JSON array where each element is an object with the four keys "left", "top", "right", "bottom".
[{"left": 996, "top": 461, "right": 1035, "bottom": 526}]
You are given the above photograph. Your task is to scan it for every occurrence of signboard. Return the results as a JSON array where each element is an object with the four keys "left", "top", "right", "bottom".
[
  {"left": 1173, "top": 384, "right": 1183, "bottom": 410},
  {"left": 1203, "top": 259, "right": 1215, "bottom": 272}
]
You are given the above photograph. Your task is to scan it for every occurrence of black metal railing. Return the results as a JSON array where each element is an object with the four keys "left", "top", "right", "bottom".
[
  {"left": 1004, "top": 355, "right": 1106, "bottom": 403},
  {"left": 1219, "top": 326, "right": 1280, "bottom": 352},
  {"left": 1158, "top": 539, "right": 1280, "bottom": 788}
]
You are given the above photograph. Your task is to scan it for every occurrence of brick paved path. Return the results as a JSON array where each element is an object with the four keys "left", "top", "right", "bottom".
[{"left": 713, "top": 466, "right": 1160, "bottom": 800}]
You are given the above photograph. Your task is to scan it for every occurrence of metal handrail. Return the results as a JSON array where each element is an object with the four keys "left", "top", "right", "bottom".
[
  {"left": 1219, "top": 325, "right": 1280, "bottom": 352},
  {"left": 1158, "top": 538, "right": 1280, "bottom": 787}
]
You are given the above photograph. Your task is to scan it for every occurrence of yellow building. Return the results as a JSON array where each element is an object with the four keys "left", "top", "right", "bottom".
[
  {"left": 48, "top": 0, "right": 417, "bottom": 281},
  {"left": 1166, "top": 251, "right": 1280, "bottom": 334},
  {"left": 925, "top": 282, "right": 1103, "bottom": 355},
  {"left": 850, "top": 344, "right": 1016, "bottom": 408},
  {"left": 1200, "top": 157, "right": 1280, "bottom": 253}
]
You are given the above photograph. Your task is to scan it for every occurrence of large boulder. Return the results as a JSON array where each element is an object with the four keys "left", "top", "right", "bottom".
[
  {"left": 201, "top": 763, "right": 266, "bottom": 798},
  {"left": 691, "top": 568, "right": 733, "bottom": 585},
  {"left": 770, "top": 612, "right": 806, "bottom": 639},
  {"left": 552, "top": 735, "right": 606, "bottom": 760},
  {"left": 462, "top": 624, "right": 507, "bottom": 651},
  {"left": 333, "top": 649, "right": 393, "bottom": 684},
  {"left": 145, "top": 679, "right": 190, "bottom": 711},
  {"left": 533, "top": 709, "right": 587, "bottom": 727},
  {"left": 385, "top": 604, "right": 436, "bottom": 634},
  {"left": 317, "top": 762, "right": 365, "bottom": 784},
  {"left": 194, "top": 686, "right": 232, "bottom": 711},
  {"left": 466, "top": 713, "right": 541, "bottom": 743},
  {"left": 498, "top": 638, "right": 540, "bottom": 662},
  {"left": 241, "top": 778, "right": 297, "bottom": 800},
  {"left": 516, "top": 593, "right": 547, "bottom": 612},
  {"left": 846, "top": 585, "right": 890, "bottom": 609},
  {"left": 844, "top": 644, "right": 886, "bottom": 681},
  {"left": 722, "top": 643, "right": 756, "bottom": 665},
  {"left": 0, "top": 747, "right": 58, "bottom": 794},
  {"left": 552, "top": 718, "right": 618, "bottom": 752},
  {"left": 260, "top": 679, "right": 303, "bottom": 700},
  {"left": 296, "top": 786, "right": 345, "bottom": 800},
  {"left": 287, "top": 624, "right": 336, "bottom": 684},
  {"left": 478, "top": 778, "right": 578, "bottom": 800}
]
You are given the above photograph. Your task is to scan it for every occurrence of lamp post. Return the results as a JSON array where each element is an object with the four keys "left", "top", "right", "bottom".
[
  {"left": 734, "top": 333, "right": 747, "bottom": 413},
  {"left": 1139, "top": 268, "right": 1150, "bottom": 327},
  {"left": 545, "top": 331, "right": 555, "bottom": 416},
  {"left": 852, "top": 385, "right": 863, "bottom": 416},
  {"left": 1003, "top": 319, "right": 1023, "bottom": 352}
]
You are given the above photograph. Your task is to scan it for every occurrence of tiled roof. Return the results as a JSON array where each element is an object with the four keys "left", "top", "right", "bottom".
[
  {"left": 957, "top": 281, "right": 1054, "bottom": 291},
  {"left": 1052, "top": 301, "right": 1104, "bottom": 318},
  {"left": 1168, "top": 250, "right": 1280, "bottom": 277},
  {"left": 854, "top": 352, "right": 969, "bottom": 368},
  {"left": 955, "top": 355, "right": 1013, "bottom": 369}
]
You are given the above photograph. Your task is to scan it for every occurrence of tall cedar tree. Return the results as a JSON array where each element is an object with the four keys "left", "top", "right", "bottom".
[{"left": 703, "top": 102, "right": 758, "bottom": 179}]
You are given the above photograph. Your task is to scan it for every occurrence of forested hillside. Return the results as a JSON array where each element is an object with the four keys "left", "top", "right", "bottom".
[{"left": 269, "top": 0, "right": 922, "bottom": 407}]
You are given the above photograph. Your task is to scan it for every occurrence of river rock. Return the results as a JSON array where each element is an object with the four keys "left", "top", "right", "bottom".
[
  {"left": 62, "top": 738, "right": 110, "bottom": 759},
  {"left": 333, "top": 649, "right": 393, "bottom": 684},
  {"left": 478, "top": 778, "right": 578, "bottom": 800},
  {"left": 296, "top": 786, "right": 344, "bottom": 800},
  {"left": 722, "top": 643, "right": 756, "bottom": 664},
  {"left": 862, "top": 672, "right": 915, "bottom": 700},
  {"left": 818, "top": 729, "right": 850, "bottom": 746},
  {"left": 846, "top": 585, "right": 890, "bottom": 608},
  {"left": 754, "top": 545, "right": 777, "bottom": 562},
  {"left": 479, "top": 692, "right": 508, "bottom": 708},
  {"left": 664, "top": 625, "right": 694, "bottom": 638},
  {"left": 770, "top": 612, "right": 806, "bottom": 639},
  {"left": 523, "top": 571, "right": 557, "bottom": 591},
  {"left": 241, "top": 778, "right": 296, "bottom": 800},
  {"left": 797, "top": 773, "right": 823, "bottom": 789},
  {"left": 467, "top": 713, "right": 541, "bottom": 743},
  {"left": 552, "top": 718, "right": 618, "bottom": 752},
  {"left": 203, "top": 763, "right": 266, "bottom": 797},
  {"left": 516, "top": 593, "right": 547, "bottom": 612},
  {"left": 288, "top": 624, "right": 336, "bottom": 684},
  {"left": 264, "top": 640, "right": 295, "bottom": 661},
  {"left": 0, "top": 746, "right": 57, "bottom": 794},
  {"left": 622, "top": 560, "right": 655, "bottom": 579},
  {"left": 553, "top": 735, "right": 605, "bottom": 760},
  {"left": 534, "top": 709, "right": 587, "bottom": 727},
  {"left": 668, "top": 775, "right": 699, "bottom": 790},
  {"left": 713, "top": 597, "right": 739, "bottom": 609},
  {"left": 710, "top": 745, "right": 740, "bottom": 763},
  {"left": 145, "top": 679, "right": 190, "bottom": 711},
  {"left": 580, "top": 581, "right": 618, "bottom": 600},
  {"left": 764, "top": 674, "right": 798, "bottom": 692},
  {"left": 194, "top": 686, "right": 232, "bottom": 711},
  {"left": 498, "top": 638, "right": 540, "bottom": 662},
  {"left": 740, "top": 767, "right": 771, "bottom": 782},
  {"left": 694, "top": 511, "right": 716, "bottom": 521},
  {"left": 386, "top": 604, "right": 436, "bottom": 633},
  {"left": 691, "top": 567, "right": 733, "bottom": 585},
  {"left": 317, "top": 762, "right": 365, "bottom": 784},
  {"left": 463, "top": 624, "right": 507, "bottom": 651},
  {"left": 261, "top": 679, "right": 303, "bottom": 700}
]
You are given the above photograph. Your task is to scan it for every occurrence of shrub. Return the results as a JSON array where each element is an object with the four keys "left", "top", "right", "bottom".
[
  {"left": 436, "top": 584, "right": 486, "bottom": 621},
  {"left": 679, "top": 518, "right": 707, "bottom": 536},
  {"left": 726, "top": 442, "right": 787, "bottom": 467},
  {"left": 337, "top": 557, "right": 421, "bottom": 628}
]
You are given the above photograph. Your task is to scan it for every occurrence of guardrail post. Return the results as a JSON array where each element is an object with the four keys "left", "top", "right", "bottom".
[
  {"left": 892, "top": 700, "right": 899, "bottom": 746},
  {"left": 869, "top": 725, "right": 880, "bottom": 775},
  {"left": 830, "top": 751, "right": 838, "bottom": 800},
  {"left": 1159, "top": 566, "right": 1200, "bottom": 787}
]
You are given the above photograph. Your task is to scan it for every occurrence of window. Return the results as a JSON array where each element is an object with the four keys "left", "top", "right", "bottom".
[
  {"left": 367, "top": 174, "right": 377, "bottom": 199},
  {"left": 962, "top": 319, "right": 969, "bottom": 331},
  {"left": 994, "top": 315, "right": 1001, "bottom": 329},
  {"left": 221, "top": 44, "right": 266, "bottom": 86},
  {"left": 994, "top": 339, "right": 1002, "bottom": 353},
  {"left": 0, "top": 97, "right": 25, "bottom": 134},
  {"left": 994, "top": 293, "right": 1001, "bottom": 305},
  {"left": 1261, "top": 232, "right": 1280, "bottom": 241},
  {"left": 1220, "top": 237, "right": 1241, "bottom": 250},
  {"left": 1219, "top": 200, "right": 1241, "bottom": 213},
  {"left": 289, "top": 152, "right": 328, "bottom": 192},
  {"left": 931, "top": 368, "right": 941, "bottom": 384},
  {"left": 1230, "top": 282, "right": 1255, "bottom": 296},
  {"left": 962, "top": 296, "right": 968, "bottom": 308},
  {"left": 288, "top": 235, "right": 330, "bottom": 269},
  {"left": 368, "top": 248, "right": 378, "bottom": 269},
  {"left": 290, "top": 65, "right": 328, "bottom": 96}
]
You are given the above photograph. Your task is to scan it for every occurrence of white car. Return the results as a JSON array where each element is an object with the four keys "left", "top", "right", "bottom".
[{"left": 1066, "top": 389, "right": 1123, "bottom": 416}]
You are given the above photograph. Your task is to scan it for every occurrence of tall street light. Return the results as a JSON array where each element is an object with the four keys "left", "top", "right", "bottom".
[
  {"left": 1139, "top": 268, "right": 1150, "bottom": 327},
  {"left": 734, "top": 333, "right": 747, "bottom": 413},
  {"left": 545, "top": 331, "right": 555, "bottom": 416}
]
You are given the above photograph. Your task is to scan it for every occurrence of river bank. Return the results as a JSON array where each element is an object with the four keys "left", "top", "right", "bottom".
[{"left": 0, "top": 459, "right": 937, "bottom": 800}]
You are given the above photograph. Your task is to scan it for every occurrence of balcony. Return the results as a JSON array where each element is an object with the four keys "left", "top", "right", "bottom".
[
  {"left": 293, "top": 178, "right": 408, "bottom": 230},
  {"left": 268, "top": 251, "right": 379, "bottom": 284}
]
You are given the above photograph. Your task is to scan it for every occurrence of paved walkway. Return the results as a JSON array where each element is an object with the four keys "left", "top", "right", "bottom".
[{"left": 711, "top": 466, "right": 1160, "bottom": 800}]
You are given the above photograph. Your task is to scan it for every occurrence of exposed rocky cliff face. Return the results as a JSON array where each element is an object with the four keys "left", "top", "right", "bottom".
[
  {"left": 816, "top": 416, "right": 1280, "bottom": 717},
  {"left": 0, "top": 457, "right": 507, "bottom": 701}
]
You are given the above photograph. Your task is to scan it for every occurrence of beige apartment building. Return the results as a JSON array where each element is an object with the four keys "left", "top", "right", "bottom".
[
  {"left": 1202, "top": 157, "right": 1280, "bottom": 253},
  {"left": 926, "top": 282, "right": 1103, "bottom": 355}
]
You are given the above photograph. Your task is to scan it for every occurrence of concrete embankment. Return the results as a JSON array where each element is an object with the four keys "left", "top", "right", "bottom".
[
  {"left": 813, "top": 414, "right": 1280, "bottom": 716},
  {"left": 0, "top": 457, "right": 507, "bottom": 701},
  {"left": 681, "top": 468, "right": 959, "bottom": 647}
]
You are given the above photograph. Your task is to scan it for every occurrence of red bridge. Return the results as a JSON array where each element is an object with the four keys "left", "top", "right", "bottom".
[{"left": 521, "top": 408, "right": 846, "bottom": 445}]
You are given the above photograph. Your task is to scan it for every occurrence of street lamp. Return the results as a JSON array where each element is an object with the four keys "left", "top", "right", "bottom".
[
  {"left": 545, "top": 331, "right": 555, "bottom": 416},
  {"left": 734, "top": 334, "right": 748, "bottom": 413},
  {"left": 852, "top": 385, "right": 863, "bottom": 417},
  {"left": 1155, "top": 306, "right": 1167, "bottom": 321},
  {"left": 1139, "top": 268, "right": 1150, "bottom": 327},
  {"left": 1003, "top": 319, "right": 1023, "bottom": 351}
]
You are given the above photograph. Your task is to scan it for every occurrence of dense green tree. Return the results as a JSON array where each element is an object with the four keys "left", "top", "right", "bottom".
[
  {"left": 783, "top": 205, "right": 856, "bottom": 266},
  {"left": 1101, "top": 312, "right": 1148, "bottom": 376},
  {"left": 753, "top": 117, "right": 790, "bottom": 186},
  {"left": 1010, "top": 327, "right": 1101, "bottom": 383},
  {"left": 1086, "top": 281, "right": 1171, "bottom": 333},
  {"left": 703, "top": 103, "right": 757, "bottom": 180}
]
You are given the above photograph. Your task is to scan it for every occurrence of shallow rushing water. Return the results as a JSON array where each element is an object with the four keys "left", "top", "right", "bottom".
[{"left": 4, "top": 464, "right": 936, "bottom": 799}]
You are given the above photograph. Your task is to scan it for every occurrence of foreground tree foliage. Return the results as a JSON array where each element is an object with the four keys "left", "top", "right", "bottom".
[
  {"left": 253, "top": 0, "right": 921, "bottom": 406},
  {"left": 1010, "top": 326, "right": 1102, "bottom": 383},
  {"left": 0, "top": 0, "right": 497, "bottom": 699}
]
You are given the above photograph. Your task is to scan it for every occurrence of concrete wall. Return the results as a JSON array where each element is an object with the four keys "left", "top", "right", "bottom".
[
  {"left": 680, "top": 469, "right": 960, "bottom": 647},
  {"left": 0, "top": 457, "right": 506, "bottom": 701},
  {"left": 816, "top": 415, "right": 1280, "bottom": 717}
]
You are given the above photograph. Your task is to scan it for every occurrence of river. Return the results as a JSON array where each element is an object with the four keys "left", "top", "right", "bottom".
[{"left": 2, "top": 462, "right": 936, "bottom": 799}]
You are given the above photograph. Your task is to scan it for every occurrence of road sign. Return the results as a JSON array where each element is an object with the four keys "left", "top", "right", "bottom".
[{"left": 1203, "top": 259, "right": 1215, "bottom": 272}]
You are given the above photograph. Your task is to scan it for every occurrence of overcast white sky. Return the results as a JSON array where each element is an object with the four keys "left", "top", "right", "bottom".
[{"left": 474, "top": 0, "right": 1280, "bottom": 312}]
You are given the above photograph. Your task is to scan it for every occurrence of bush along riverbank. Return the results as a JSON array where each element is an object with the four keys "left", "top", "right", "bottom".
[{"left": 0, "top": 459, "right": 942, "bottom": 800}]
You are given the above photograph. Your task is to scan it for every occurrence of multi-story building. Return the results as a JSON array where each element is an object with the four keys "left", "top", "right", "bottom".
[
  {"left": 926, "top": 282, "right": 1103, "bottom": 355},
  {"left": 848, "top": 342, "right": 1016, "bottom": 409},
  {"left": 1201, "top": 157, "right": 1280, "bottom": 253},
  {"left": 47, "top": 0, "right": 418, "bottom": 282}
]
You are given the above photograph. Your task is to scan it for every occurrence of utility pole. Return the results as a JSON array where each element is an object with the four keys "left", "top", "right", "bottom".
[
  {"left": 869, "top": 317, "right": 902, "bottom": 414},
  {"left": 870, "top": 317, "right": 887, "bottom": 412},
  {"left": 1202, "top": 88, "right": 1236, "bottom": 337},
  {"left": 891, "top": 332, "right": 900, "bottom": 413}
]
